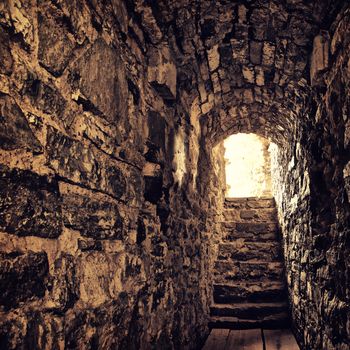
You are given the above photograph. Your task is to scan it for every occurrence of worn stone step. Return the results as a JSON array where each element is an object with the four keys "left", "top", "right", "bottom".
[
  {"left": 213, "top": 281, "right": 287, "bottom": 303},
  {"left": 217, "top": 241, "right": 282, "bottom": 262},
  {"left": 225, "top": 197, "right": 275, "bottom": 210},
  {"left": 209, "top": 313, "right": 290, "bottom": 330},
  {"left": 224, "top": 231, "right": 279, "bottom": 242},
  {"left": 223, "top": 208, "right": 277, "bottom": 222},
  {"left": 214, "top": 261, "right": 284, "bottom": 282},
  {"left": 222, "top": 222, "right": 280, "bottom": 242},
  {"left": 222, "top": 221, "right": 279, "bottom": 233},
  {"left": 210, "top": 302, "right": 288, "bottom": 319}
]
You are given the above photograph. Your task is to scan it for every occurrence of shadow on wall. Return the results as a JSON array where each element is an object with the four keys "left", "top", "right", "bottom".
[{"left": 224, "top": 133, "right": 277, "bottom": 198}]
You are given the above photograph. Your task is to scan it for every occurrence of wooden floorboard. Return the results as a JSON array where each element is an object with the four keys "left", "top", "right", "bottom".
[
  {"left": 202, "top": 329, "right": 230, "bottom": 350},
  {"left": 226, "top": 329, "right": 263, "bottom": 349},
  {"left": 264, "top": 329, "right": 299, "bottom": 350},
  {"left": 202, "top": 329, "right": 299, "bottom": 350}
]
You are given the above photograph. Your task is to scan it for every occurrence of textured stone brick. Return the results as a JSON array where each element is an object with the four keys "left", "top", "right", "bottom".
[
  {"left": 70, "top": 38, "right": 128, "bottom": 123},
  {"left": 0, "top": 1, "right": 349, "bottom": 349},
  {"left": 0, "top": 95, "right": 42, "bottom": 152},
  {"left": 0, "top": 165, "right": 62, "bottom": 238},
  {"left": 0, "top": 251, "right": 48, "bottom": 310},
  {"left": 148, "top": 44, "right": 177, "bottom": 100},
  {"left": 38, "top": 8, "right": 75, "bottom": 76}
]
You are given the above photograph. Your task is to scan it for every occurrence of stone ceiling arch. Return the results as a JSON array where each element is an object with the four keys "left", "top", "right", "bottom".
[
  {"left": 145, "top": 0, "right": 346, "bottom": 149},
  {"left": 200, "top": 103, "right": 296, "bottom": 147}
]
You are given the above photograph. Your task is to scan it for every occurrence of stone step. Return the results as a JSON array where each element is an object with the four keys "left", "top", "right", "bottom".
[
  {"left": 222, "top": 222, "right": 280, "bottom": 241},
  {"left": 225, "top": 197, "right": 275, "bottom": 210},
  {"left": 217, "top": 241, "right": 282, "bottom": 262},
  {"left": 223, "top": 208, "right": 277, "bottom": 222},
  {"left": 213, "top": 281, "right": 287, "bottom": 303},
  {"left": 222, "top": 221, "right": 279, "bottom": 233},
  {"left": 209, "top": 313, "right": 290, "bottom": 330},
  {"left": 214, "top": 261, "right": 284, "bottom": 282},
  {"left": 210, "top": 302, "right": 288, "bottom": 319}
]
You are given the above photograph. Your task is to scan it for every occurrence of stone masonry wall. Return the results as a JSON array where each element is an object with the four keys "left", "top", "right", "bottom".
[
  {"left": 272, "top": 6, "right": 350, "bottom": 350},
  {"left": 1, "top": 0, "right": 349, "bottom": 349},
  {"left": 0, "top": 1, "right": 225, "bottom": 349}
]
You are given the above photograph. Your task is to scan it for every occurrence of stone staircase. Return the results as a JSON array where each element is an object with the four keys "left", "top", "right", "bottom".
[{"left": 210, "top": 197, "right": 290, "bottom": 329}]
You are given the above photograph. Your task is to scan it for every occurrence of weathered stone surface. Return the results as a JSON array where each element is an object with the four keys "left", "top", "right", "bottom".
[
  {"left": 250, "top": 41, "right": 263, "bottom": 65},
  {"left": 310, "top": 31, "right": 330, "bottom": 86},
  {"left": 46, "top": 127, "right": 140, "bottom": 202},
  {"left": 271, "top": 9, "right": 350, "bottom": 349},
  {"left": 235, "top": 222, "right": 278, "bottom": 234},
  {"left": 210, "top": 302, "right": 288, "bottom": 319},
  {"left": 262, "top": 42, "right": 276, "bottom": 67},
  {"left": 207, "top": 44, "right": 220, "bottom": 72},
  {"left": 146, "top": 111, "right": 166, "bottom": 164},
  {"left": 225, "top": 197, "right": 275, "bottom": 209},
  {"left": 0, "top": 165, "right": 62, "bottom": 238},
  {"left": 70, "top": 39, "right": 128, "bottom": 122},
  {"left": 22, "top": 78, "right": 66, "bottom": 119},
  {"left": 214, "top": 261, "right": 284, "bottom": 282},
  {"left": 213, "top": 281, "right": 287, "bottom": 303},
  {"left": 0, "top": 1, "right": 349, "bottom": 349},
  {"left": 209, "top": 312, "right": 289, "bottom": 329},
  {"left": 148, "top": 44, "right": 177, "bottom": 100},
  {"left": 0, "top": 95, "right": 42, "bottom": 152},
  {"left": 218, "top": 241, "right": 281, "bottom": 262},
  {"left": 61, "top": 183, "right": 126, "bottom": 240},
  {"left": 49, "top": 253, "right": 79, "bottom": 311},
  {"left": 38, "top": 8, "right": 75, "bottom": 76},
  {"left": 223, "top": 208, "right": 277, "bottom": 221},
  {"left": 0, "top": 251, "right": 48, "bottom": 310},
  {"left": 0, "top": 31, "right": 13, "bottom": 75}
]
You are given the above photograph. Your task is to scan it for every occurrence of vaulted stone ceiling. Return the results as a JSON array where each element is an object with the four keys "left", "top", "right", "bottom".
[{"left": 131, "top": 0, "right": 345, "bottom": 144}]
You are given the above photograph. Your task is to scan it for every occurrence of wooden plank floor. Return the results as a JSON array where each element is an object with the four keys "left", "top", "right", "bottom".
[
  {"left": 202, "top": 329, "right": 299, "bottom": 349},
  {"left": 264, "top": 329, "right": 300, "bottom": 350}
]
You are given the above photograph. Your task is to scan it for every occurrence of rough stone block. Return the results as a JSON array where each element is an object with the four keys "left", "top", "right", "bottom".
[
  {"left": 236, "top": 222, "right": 278, "bottom": 234},
  {"left": 207, "top": 44, "right": 220, "bottom": 72},
  {"left": 343, "top": 161, "right": 350, "bottom": 199},
  {"left": 61, "top": 185, "right": 126, "bottom": 240},
  {"left": 250, "top": 41, "right": 263, "bottom": 65},
  {"left": 242, "top": 66, "right": 255, "bottom": 83},
  {"left": 0, "top": 251, "right": 48, "bottom": 310},
  {"left": 49, "top": 253, "right": 79, "bottom": 311},
  {"left": 223, "top": 208, "right": 277, "bottom": 222},
  {"left": 148, "top": 44, "right": 177, "bottom": 100},
  {"left": 218, "top": 242, "right": 281, "bottom": 262},
  {"left": 38, "top": 8, "right": 75, "bottom": 76},
  {"left": 46, "top": 127, "right": 142, "bottom": 202},
  {"left": 213, "top": 282, "right": 286, "bottom": 303},
  {"left": 214, "top": 261, "right": 284, "bottom": 281},
  {"left": 231, "top": 39, "right": 248, "bottom": 64},
  {"left": 22, "top": 78, "right": 66, "bottom": 119},
  {"left": 262, "top": 42, "right": 276, "bottom": 67},
  {"left": 0, "top": 31, "right": 13, "bottom": 75},
  {"left": 70, "top": 39, "right": 128, "bottom": 122},
  {"left": 146, "top": 111, "right": 166, "bottom": 164},
  {"left": 77, "top": 251, "right": 127, "bottom": 308},
  {"left": 255, "top": 66, "right": 265, "bottom": 86},
  {"left": 310, "top": 31, "right": 330, "bottom": 86},
  {"left": 0, "top": 95, "right": 42, "bottom": 152},
  {"left": 0, "top": 165, "right": 62, "bottom": 238}
]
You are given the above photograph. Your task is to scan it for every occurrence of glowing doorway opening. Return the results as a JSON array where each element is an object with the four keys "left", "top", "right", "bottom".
[{"left": 224, "top": 133, "right": 274, "bottom": 198}]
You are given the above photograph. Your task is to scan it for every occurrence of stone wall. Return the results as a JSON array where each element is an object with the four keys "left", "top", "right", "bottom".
[
  {"left": 272, "top": 6, "right": 350, "bottom": 350},
  {"left": 0, "top": 0, "right": 349, "bottom": 349},
  {"left": 0, "top": 1, "right": 226, "bottom": 348}
]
